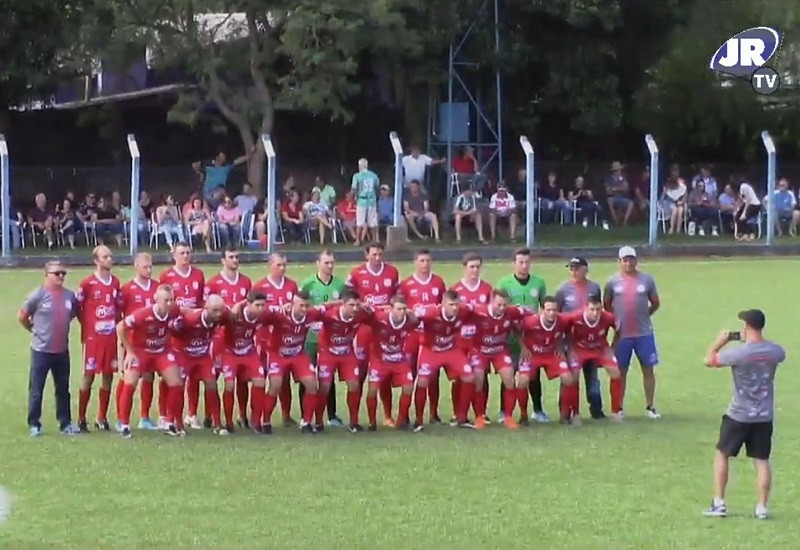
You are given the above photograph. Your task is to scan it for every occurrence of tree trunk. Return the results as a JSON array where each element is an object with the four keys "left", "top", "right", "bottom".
[{"left": 240, "top": 110, "right": 274, "bottom": 196}]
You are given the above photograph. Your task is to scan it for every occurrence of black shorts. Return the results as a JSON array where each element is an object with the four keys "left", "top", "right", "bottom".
[{"left": 716, "top": 414, "right": 773, "bottom": 460}]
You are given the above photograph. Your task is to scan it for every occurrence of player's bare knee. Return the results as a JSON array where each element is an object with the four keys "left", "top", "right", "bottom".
[
  {"left": 302, "top": 378, "right": 318, "bottom": 392},
  {"left": 346, "top": 381, "right": 359, "bottom": 392},
  {"left": 606, "top": 367, "right": 621, "bottom": 379},
  {"left": 518, "top": 375, "right": 530, "bottom": 387}
]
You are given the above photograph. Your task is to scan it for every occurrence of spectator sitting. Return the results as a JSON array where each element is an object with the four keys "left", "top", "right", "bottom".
[
  {"left": 538, "top": 170, "right": 570, "bottom": 224},
  {"left": 402, "top": 144, "right": 444, "bottom": 190},
  {"left": 253, "top": 199, "right": 268, "bottom": 243},
  {"left": 687, "top": 180, "right": 719, "bottom": 236},
  {"left": 403, "top": 180, "right": 440, "bottom": 241},
  {"left": 453, "top": 186, "right": 486, "bottom": 244},
  {"left": 216, "top": 196, "right": 242, "bottom": 246},
  {"left": 28, "top": 193, "right": 55, "bottom": 249},
  {"left": 235, "top": 182, "right": 258, "bottom": 214},
  {"left": 185, "top": 197, "right": 213, "bottom": 252},
  {"left": 488, "top": 183, "right": 518, "bottom": 242},
  {"left": 717, "top": 183, "right": 738, "bottom": 232},
  {"left": 282, "top": 176, "right": 296, "bottom": 201},
  {"left": 111, "top": 190, "right": 145, "bottom": 243},
  {"left": 378, "top": 185, "right": 394, "bottom": 225},
  {"left": 568, "top": 175, "right": 609, "bottom": 230},
  {"left": 451, "top": 146, "right": 487, "bottom": 194},
  {"left": 633, "top": 166, "right": 651, "bottom": 215},
  {"left": 281, "top": 190, "right": 306, "bottom": 243},
  {"left": 768, "top": 177, "right": 799, "bottom": 237},
  {"left": 732, "top": 179, "right": 762, "bottom": 241},
  {"left": 660, "top": 165, "right": 688, "bottom": 235},
  {"left": 605, "top": 161, "right": 633, "bottom": 226},
  {"left": 206, "top": 187, "right": 226, "bottom": 212},
  {"left": 139, "top": 191, "right": 153, "bottom": 223},
  {"left": 155, "top": 194, "right": 185, "bottom": 251},
  {"left": 93, "top": 196, "right": 125, "bottom": 247},
  {"left": 691, "top": 165, "right": 719, "bottom": 199},
  {"left": 304, "top": 187, "right": 334, "bottom": 244},
  {"left": 58, "top": 199, "right": 78, "bottom": 249},
  {"left": 64, "top": 190, "right": 79, "bottom": 211},
  {"left": 316, "top": 177, "right": 337, "bottom": 208},
  {"left": 337, "top": 189, "right": 358, "bottom": 241}
]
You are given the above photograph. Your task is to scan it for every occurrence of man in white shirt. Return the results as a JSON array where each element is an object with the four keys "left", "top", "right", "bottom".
[
  {"left": 488, "top": 183, "right": 518, "bottom": 241},
  {"left": 402, "top": 145, "right": 444, "bottom": 189},
  {"left": 734, "top": 180, "right": 762, "bottom": 241}
]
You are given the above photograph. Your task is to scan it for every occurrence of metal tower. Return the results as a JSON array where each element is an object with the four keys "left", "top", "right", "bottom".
[{"left": 427, "top": 0, "right": 504, "bottom": 186}]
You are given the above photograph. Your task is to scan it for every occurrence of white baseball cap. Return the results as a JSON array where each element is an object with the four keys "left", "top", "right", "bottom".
[{"left": 618, "top": 245, "right": 637, "bottom": 259}]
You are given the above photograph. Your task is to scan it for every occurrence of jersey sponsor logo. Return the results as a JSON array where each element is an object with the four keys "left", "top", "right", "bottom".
[{"left": 95, "top": 305, "right": 114, "bottom": 318}]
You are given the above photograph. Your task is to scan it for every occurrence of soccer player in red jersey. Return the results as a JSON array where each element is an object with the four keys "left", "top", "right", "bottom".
[
  {"left": 253, "top": 252, "right": 299, "bottom": 427},
  {"left": 220, "top": 291, "right": 268, "bottom": 433},
  {"left": 316, "top": 289, "right": 372, "bottom": 432},
  {"left": 398, "top": 249, "right": 446, "bottom": 423},
  {"left": 172, "top": 295, "right": 227, "bottom": 433},
  {"left": 413, "top": 290, "right": 476, "bottom": 431},
  {"left": 468, "top": 289, "right": 527, "bottom": 430},
  {"left": 116, "top": 253, "right": 158, "bottom": 429},
  {"left": 518, "top": 296, "right": 570, "bottom": 423},
  {"left": 564, "top": 297, "right": 623, "bottom": 423},
  {"left": 450, "top": 252, "right": 493, "bottom": 423},
  {"left": 347, "top": 242, "right": 400, "bottom": 426},
  {"left": 200, "top": 246, "right": 252, "bottom": 429},
  {"left": 159, "top": 242, "right": 205, "bottom": 429},
  {"left": 75, "top": 245, "right": 121, "bottom": 432},
  {"left": 115, "top": 285, "right": 184, "bottom": 438},
  {"left": 261, "top": 291, "right": 324, "bottom": 434},
  {"left": 364, "top": 295, "right": 418, "bottom": 431}
]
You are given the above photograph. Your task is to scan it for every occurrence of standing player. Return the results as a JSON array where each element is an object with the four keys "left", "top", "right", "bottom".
[
  {"left": 253, "top": 252, "right": 299, "bottom": 427},
  {"left": 116, "top": 252, "right": 158, "bottom": 429},
  {"left": 555, "top": 257, "right": 605, "bottom": 418},
  {"left": 603, "top": 246, "right": 661, "bottom": 418},
  {"left": 300, "top": 250, "right": 347, "bottom": 427},
  {"left": 450, "top": 252, "right": 493, "bottom": 423},
  {"left": 202, "top": 246, "right": 252, "bottom": 428},
  {"left": 347, "top": 242, "right": 400, "bottom": 426},
  {"left": 398, "top": 249, "right": 446, "bottom": 422},
  {"left": 76, "top": 245, "right": 121, "bottom": 432},
  {"left": 172, "top": 295, "right": 227, "bottom": 433},
  {"left": 261, "top": 291, "right": 324, "bottom": 434},
  {"left": 116, "top": 285, "right": 184, "bottom": 438},
  {"left": 413, "top": 291, "right": 476, "bottom": 431},
  {"left": 364, "top": 295, "right": 418, "bottom": 431},
  {"left": 495, "top": 247, "right": 547, "bottom": 424},
  {"left": 468, "top": 289, "right": 527, "bottom": 429},
  {"left": 159, "top": 242, "right": 205, "bottom": 428},
  {"left": 564, "top": 297, "right": 623, "bottom": 424}
]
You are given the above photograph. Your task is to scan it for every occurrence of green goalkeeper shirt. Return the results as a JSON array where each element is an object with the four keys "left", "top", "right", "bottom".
[
  {"left": 299, "top": 273, "right": 347, "bottom": 343},
  {"left": 495, "top": 273, "right": 547, "bottom": 353}
]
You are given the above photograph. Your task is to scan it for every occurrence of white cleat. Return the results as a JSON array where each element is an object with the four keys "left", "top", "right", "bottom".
[
  {"left": 755, "top": 504, "right": 769, "bottom": 520},
  {"left": 646, "top": 407, "right": 661, "bottom": 419},
  {"left": 157, "top": 417, "right": 169, "bottom": 430},
  {"left": 609, "top": 412, "right": 624, "bottom": 422},
  {"left": 184, "top": 415, "right": 203, "bottom": 430}
]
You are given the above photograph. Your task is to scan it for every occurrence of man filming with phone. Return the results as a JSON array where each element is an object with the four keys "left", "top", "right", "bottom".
[{"left": 703, "top": 309, "right": 785, "bottom": 520}]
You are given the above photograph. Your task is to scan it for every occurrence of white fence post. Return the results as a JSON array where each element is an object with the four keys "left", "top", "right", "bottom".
[
  {"left": 261, "top": 134, "right": 277, "bottom": 253},
  {"left": 645, "top": 134, "right": 659, "bottom": 247},
  {"left": 126, "top": 134, "right": 141, "bottom": 256},
  {"left": 519, "top": 136, "right": 535, "bottom": 246}
]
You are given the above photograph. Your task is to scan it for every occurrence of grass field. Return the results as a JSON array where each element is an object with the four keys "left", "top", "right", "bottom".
[{"left": 0, "top": 257, "right": 799, "bottom": 549}]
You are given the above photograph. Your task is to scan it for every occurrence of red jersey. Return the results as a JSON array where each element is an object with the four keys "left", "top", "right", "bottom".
[
  {"left": 124, "top": 305, "right": 180, "bottom": 354},
  {"left": 398, "top": 273, "right": 446, "bottom": 307},
  {"left": 520, "top": 314, "right": 570, "bottom": 355},
  {"left": 469, "top": 304, "right": 526, "bottom": 355},
  {"left": 415, "top": 305, "right": 469, "bottom": 352},
  {"left": 222, "top": 308, "right": 263, "bottom": 356},
  {"left": 263, "top": 307, "right": 324, "bottom": 357},
  {"left": 252, "top": 275, "right": 299, "bottom": 345},
  {"left": 346, "top": 262, "right": 400, "bottom": 306},
  {"left": 159, "top": 266, "right": 205, "bottom": 308},
  {"left": 76, "top": 273, "right": 121, "bottom": 343},
  {"left": 368, "top": 310, "right": 419, "bottom": 362},
  {"left": 566, "top": 311, "right": 616, "bottom": 351},
  {"left": 449, "top": 279, "right": 493, "bottom": 340},
  {"left": 172, "top": 309, "right": 221, "bottom": 358},
  {"left": 205, "top": 271, "right": 252, "bottom": 307},
  {"left": 119, "top": 278, "right": 157, "bottom": 317},
  {"left": 318, "top": 306, "right": 372, "bottom": 356}
]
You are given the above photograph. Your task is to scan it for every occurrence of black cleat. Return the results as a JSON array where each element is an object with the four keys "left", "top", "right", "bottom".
[
  {"left": 457, "top": 421, "right": 476, "bottom": 430},
  {"left": 429, "top": 415, "right": 443, "bottom": 424},
  {"left": 203, "top": 417, "right": 213, "bottom": 429},
  {"left": 368, "top": 424, "right": 377, "bottom": 432},
  {"left": 224, "top": 424, "right": 236, "bottom": 434},
  {"left": 591, "top": 411, "right": 607, "bottom": 420},
  {"left": 519, "top": 416, "right": 530, "bottom": 427},
  {"left": 164, "top": 425, "right": 179, "bottom": 436},
  {"left": 78, "top": 421, "right": 90, "bottom": 433},
  {"left": 412, "top": 422, "right": 424, "bottom": 433},
  {"left": 94, "top": 419, "right": 110, "bottom": 431},
  {"left": 120, "top": 427, "right": 132, "bottom": 438},
  {"left": 261, "top": 424, "right": 272, "bottom": 435},
  {"left": 300, "top": 424, "right": 314, "bottom": 434},
  {"left": 395, "top": 422, "right": 411, "bottom": 432},
  {"left": 314, "top": 424, "right": 325, "bottom": 433},
  {"left": 348, "top": 424, "right": 364, "bottom": 433}
]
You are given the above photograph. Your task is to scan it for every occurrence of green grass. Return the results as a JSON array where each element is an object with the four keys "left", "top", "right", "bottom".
[{"left": 1, "top": 258, "right": 800, "bottom": 549}]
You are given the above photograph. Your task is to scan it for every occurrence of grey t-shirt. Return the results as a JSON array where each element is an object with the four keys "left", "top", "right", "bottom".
[
  {"left": 22, "top": 286, "right": 79, "bottom": 353},
  {"left": 555, "top": 279, "right": 602, "bottom": 313},
  {"left": 405, "top": 192, "right": 428, "bottom": 214},
  {"left": 603, "top": 272, "right": 658, "bottom": 338},
  {"left": 717, "top": 340, "right": 786, "bottom": 423}
]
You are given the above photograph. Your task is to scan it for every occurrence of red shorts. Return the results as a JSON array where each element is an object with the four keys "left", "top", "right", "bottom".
[
  {"left": 569, "top": 347, "right": 618, "bottom": 369},
  {"left": 317, "top": 352, "right": 360, "bottom": 383},
  {"left": 221, "top": 352, "right": 264, "bottom": 382},
  {"left": 404, "top": 332, "right": 423, "bottom": 360},
  {"left": 83, "top": 338, "right": 118, "bottom": 375},
  {"left": 417, "top": 348, "right": 472, "bottom": 381},
  {"left": 267, "top": 353, "right": 315, "bottom": 381},
  {"left": 179, "top": 353, "right": 216, "bottom": 381},
  {"left": 354, "top": 325, "right": 372, "bottom": 362},
  {"left": 128, "top": 350, "right": 177, "bottom": 374},
  {"left": 520, "top": 355, "right": 570, "bottom": 380},
  {"left": 469, "top": 352, "right": 514, "bottom": 373},
  {"left": 210, "top": 329, "right": 225, "bottom": 359},
  {"left": 367, "top": 361, "right": 414, "bottom": 387}
]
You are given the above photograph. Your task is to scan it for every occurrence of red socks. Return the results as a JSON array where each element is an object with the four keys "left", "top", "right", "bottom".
[
  {"left": 517, "top": 387, "right": 529, "bottom": 419},
  {"left": 78, "top": 388, "right": 90, "bottom": 423},
  {"left": 379, "top": 379, "right": 393, "bottom": 419},
  {"left": 140, "top": 379, "right": 153, "bottom": 419},
  {"left": 279, "top": 378, "right": 292, "bottom": 419},
  {"left": 236, "top": 379, "right": 249, "bottom": 420},
  {"left": 559, "top": 384, "right": 580, "bottom": 418},
  {"left": 414, "top": 386, "right": 427, "bottom": 423},
  {"left": 428, "top": 371, "right": 440, "bottom": 418},
  {"left": 115, "top": 379, "right": 124, "bottom": 419},
  {"left": 167, "top": 384, "right": 185, "bottom": 429},
  {"left": 502, "top": 385, "right": 516, "bottom": 418},
  {"left": 262, "top": 393, "right": 278, "bottom": 425},
  {"left": 186, "top": 376, "right": 200, "bottom": 417},
  {"left": 472, "top": 383, "right": 487, "bottom": 417},
  {"left": 457, "top": 381, "right": 474, "bottom": 423},
  {"left": 98, "top": 387, "right": 110, "bottom": 421},
  {"left": 347, "top": 390, "right": 362, "bottom": 426},
  {"left": 158, "top": 379, "right": 169, "bottom": 418},
  {"left": 397, "top": 393, "right": 412, "bottom": 425},
  {"left": 249, "top": 385, "right": 265, "bottom": 428},
  {"left": 205, "top": 388, "right": 221, "bottom": 427},
  {"left": 366, "top": 394, "right": 378, "bottom": 426},
  {"left": 610, "top": 378, "right": 623, "bottom": 413},
  {"left": 301, "top": 391, "right": 316, "bottom": 424},
  {"left": 223, "top": 390, "right": 235, "bottom": 426},
  {"left": 118, "top": 383, "right": 136, "bottom": 426},
  {"left": 315, "top": 387, "right": 328, "bottom": 426}
]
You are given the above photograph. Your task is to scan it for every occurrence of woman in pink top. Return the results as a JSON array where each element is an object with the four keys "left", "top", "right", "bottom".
[{"left": 215, "top": 196, "right": 242, "bottom": 246}]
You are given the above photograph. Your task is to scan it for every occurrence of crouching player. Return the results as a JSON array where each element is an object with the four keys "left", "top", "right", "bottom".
[
  {"left": 413, "top": 290, "right": 476, "bottom": 431},
  {"left": 116, "top": 284, "right": 184, "bottom": 438},
  {"left": 518, "top": 296, "right": 570, "bottom": 424},
  {"left": 365, "top": 295, "right": 418, "bottom": 431},
  {"left": 564, "top": 297, "right": 623, "bottom": 423}
]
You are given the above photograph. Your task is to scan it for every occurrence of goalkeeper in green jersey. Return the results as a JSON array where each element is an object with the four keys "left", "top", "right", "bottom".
[
  {"left": 495, "top": 247, "right": 550, "bottom": 424},
  {"left": 299, "top": 250, "right": 347, "bottom": 427}
]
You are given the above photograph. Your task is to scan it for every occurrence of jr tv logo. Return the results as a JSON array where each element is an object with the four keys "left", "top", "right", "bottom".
[{"left": 709, "top": 27, "right": 782, "bottom": 95}]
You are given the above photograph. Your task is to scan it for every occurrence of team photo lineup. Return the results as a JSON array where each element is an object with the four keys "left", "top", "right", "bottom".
[{"left": 20, "top": 241, "right": 663, "bottom": 438}]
